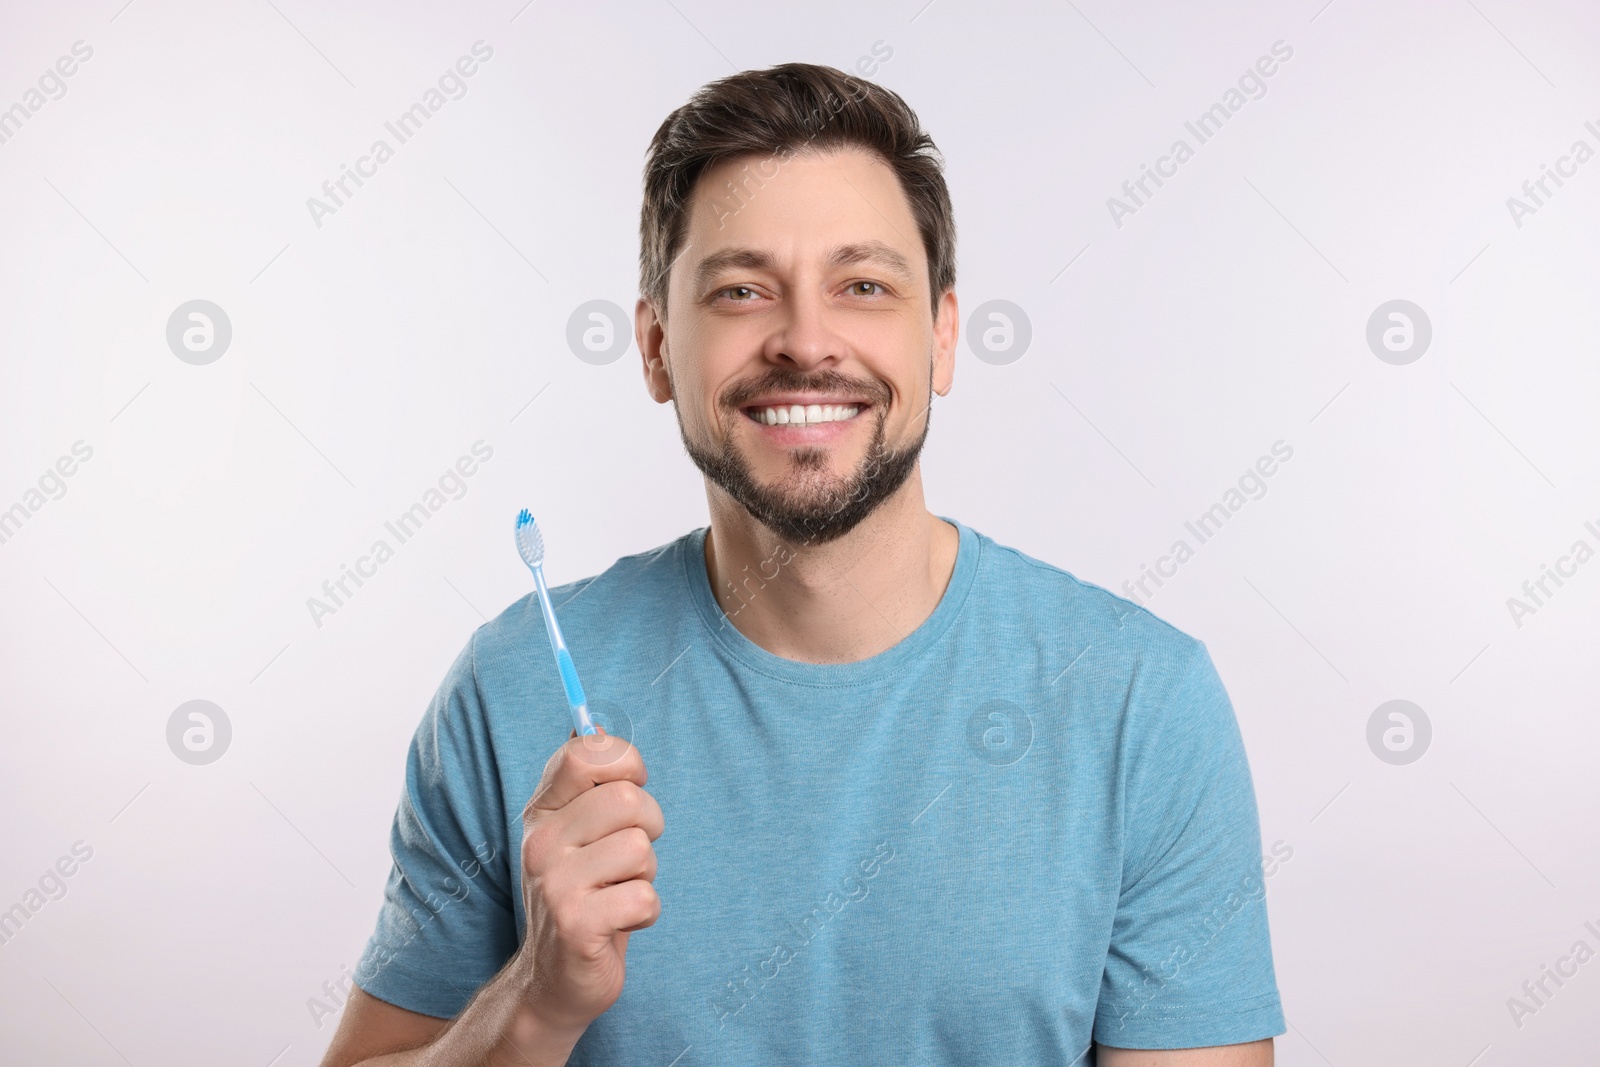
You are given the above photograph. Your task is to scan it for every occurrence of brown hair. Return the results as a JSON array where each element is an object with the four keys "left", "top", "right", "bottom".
[{"left": 639, "top": 62, "right": 956, "bottom": 318}]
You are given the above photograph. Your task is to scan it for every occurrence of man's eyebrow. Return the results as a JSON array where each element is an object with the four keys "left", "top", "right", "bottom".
[
  {"left": 691, "top": 247, "right": 775, "bottom": 294},
  {"left": 689, "top": 241, "right": 916, "bottom": 294},
  {"left": 826, "top": 241, "right": 914, "bottom": 283}
]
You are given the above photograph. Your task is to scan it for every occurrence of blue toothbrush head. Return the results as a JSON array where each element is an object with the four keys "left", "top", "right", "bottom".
[{"left": 514, "top": 508, "right": 544, "bottom": 568}]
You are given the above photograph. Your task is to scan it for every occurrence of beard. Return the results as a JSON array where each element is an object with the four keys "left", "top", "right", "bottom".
[{"left": 675, "top": 369, "right": 932, "bottom": 547}]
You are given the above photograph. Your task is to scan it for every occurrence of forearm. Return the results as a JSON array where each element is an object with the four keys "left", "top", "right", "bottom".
[
  {"left": 334, "top": 956, "right": 588, "bottom": 1067},
  {"left": 437, "top": 977, "right": 585, "bottom": 1067}
]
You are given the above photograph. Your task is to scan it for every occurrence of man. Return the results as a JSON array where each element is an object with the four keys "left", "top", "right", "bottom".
[{"left": 320, "top": 63, "right": 1285, "bottom": 1066}]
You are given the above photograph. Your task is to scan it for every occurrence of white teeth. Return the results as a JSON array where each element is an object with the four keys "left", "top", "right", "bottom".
[{"left": 752, "top": 403, "right": 860, "bottom": 426}]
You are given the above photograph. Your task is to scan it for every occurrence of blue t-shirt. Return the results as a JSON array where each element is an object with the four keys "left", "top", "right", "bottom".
[{"left": 354, "top": 517, "right": 1285, "bottom": 1063}]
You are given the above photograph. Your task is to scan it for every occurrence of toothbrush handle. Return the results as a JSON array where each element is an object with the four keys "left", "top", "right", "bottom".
[
  {"left": 532, "top": 565, "right": 597, "bottom": 736},
  {"left": 557, "top": 649, "right": 596, "bottom": 735}
]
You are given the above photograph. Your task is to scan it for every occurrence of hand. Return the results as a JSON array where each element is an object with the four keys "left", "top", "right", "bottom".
[{"left": 513, "top": 727, "right": 664, "bottom": 1036}]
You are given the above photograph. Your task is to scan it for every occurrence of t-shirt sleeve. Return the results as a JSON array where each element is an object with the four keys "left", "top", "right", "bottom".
[
  {"left": 352, "top": 628, "right": 519, "bottom": 1018},
  {"left": 1093, "top": 639, "right": 1286, "bottom": 1049}
]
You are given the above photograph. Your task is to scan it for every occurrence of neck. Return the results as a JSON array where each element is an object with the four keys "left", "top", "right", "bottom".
[{"left": 701, "top": 470, "right": 960, "bottom": 664}]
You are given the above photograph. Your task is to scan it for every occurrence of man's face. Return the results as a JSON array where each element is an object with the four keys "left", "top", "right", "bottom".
[{"left": 637, "top": 145, "right": 957, "bottom": 546}]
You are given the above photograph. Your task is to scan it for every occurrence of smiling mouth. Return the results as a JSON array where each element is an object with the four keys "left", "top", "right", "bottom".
[{"left": 741, "top": 402, "right": 867, "bottom": 427}]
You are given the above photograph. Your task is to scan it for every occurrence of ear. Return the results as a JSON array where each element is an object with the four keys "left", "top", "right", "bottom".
[
  {"left": 636, "top": 296, "right": 672, "bottom": 404},
  {"left": 931, "top": 288, "right": 958, "bottom": 397}
]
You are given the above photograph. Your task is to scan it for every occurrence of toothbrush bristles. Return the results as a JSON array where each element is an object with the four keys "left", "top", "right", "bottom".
[{"left": 514, "top": 508, "right": 545, "bottom": 567}]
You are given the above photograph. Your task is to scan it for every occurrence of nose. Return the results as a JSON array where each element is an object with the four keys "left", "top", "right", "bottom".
[{"left": 761, "top": 284, "right": 845, "bottom": 371}]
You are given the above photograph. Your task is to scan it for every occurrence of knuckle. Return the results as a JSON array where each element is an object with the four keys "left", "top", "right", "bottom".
[
  {"left": 598, "top": 779, "right": 640, "bottom": 820},
  {"left": 521, "top": 824, "right": 556, "bottom": 873},
  {"left": 614, "top": 780, "right": 646, "bottom": 815},
  {"left": 622, "top": 825, "right": 652, "bottom": 860}
]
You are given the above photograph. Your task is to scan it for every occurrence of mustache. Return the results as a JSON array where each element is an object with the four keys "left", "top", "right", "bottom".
[{"left": 721, "top": 368, "right": 890, "bottom": 409}]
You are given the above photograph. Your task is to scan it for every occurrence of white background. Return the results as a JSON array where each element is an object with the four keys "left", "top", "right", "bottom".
[{"left": 2, "top": 0, "right": 1597, "bottom": 1063}]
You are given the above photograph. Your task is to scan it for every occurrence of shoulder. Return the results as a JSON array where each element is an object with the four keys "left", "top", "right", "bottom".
[{"left": 966, "top": 524, "right": 1208, "bottom": 683}]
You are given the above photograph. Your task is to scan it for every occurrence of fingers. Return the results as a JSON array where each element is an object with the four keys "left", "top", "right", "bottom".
[
  {"left": 554, "top": 782, "right": 665, "bottom": 850},
  {"left": 525, "top": 728, "right": 647, "bottom": 822},
  {"left": 530, "top": 825, "right": 660, "bottom": 944},
  {"left": 563, "top": 826, "right": 658, "bottom": 891},
  {"left": 583, "top": 878, "right": 661, "bottom": 936}
]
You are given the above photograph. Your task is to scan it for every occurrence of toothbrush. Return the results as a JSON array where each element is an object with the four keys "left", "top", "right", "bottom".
[{"left": 515, "top": 509, "right": 597, "bottom": 736}]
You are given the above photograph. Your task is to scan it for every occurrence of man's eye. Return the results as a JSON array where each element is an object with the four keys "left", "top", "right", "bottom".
[
  {"left": 719, "top": 286, "right": 757, "bottom": 301},
  {"left": 849, "top": 281, "right": 883, "bottom": 296}
]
